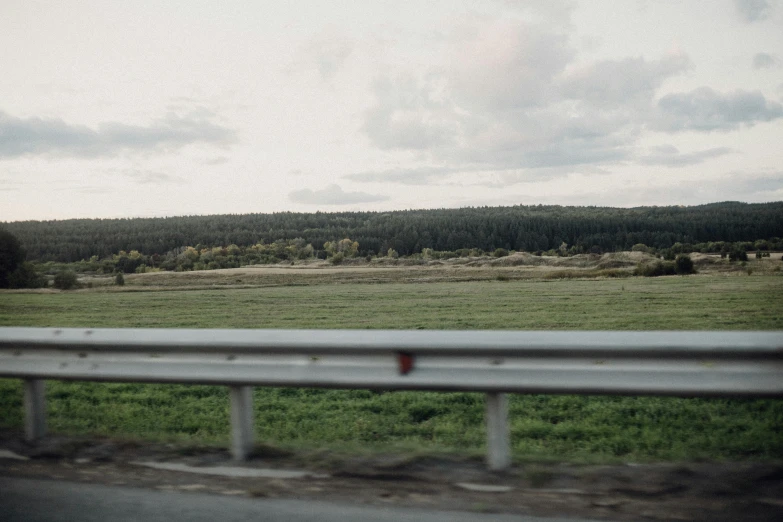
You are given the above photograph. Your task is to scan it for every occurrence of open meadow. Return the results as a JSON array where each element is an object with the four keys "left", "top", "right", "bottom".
[{"left": 1, "top": 266, "right": 782, "bottom": 463}]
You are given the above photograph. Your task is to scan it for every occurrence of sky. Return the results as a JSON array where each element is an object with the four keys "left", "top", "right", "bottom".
[{"left": 1, "top": 0, "right": 782, "bottom": 221}]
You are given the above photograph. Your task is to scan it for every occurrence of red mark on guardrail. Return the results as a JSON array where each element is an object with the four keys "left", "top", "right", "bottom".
[{"left": 398, "top": 352, "right": 414, "bottom": 375}]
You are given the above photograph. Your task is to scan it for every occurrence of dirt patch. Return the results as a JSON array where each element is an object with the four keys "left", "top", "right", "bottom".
[{"left": 1, "top": 431, "right": 780, "bottom": 521}]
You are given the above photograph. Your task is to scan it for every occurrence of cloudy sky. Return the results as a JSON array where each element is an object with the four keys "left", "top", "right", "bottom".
[{"left": 1, "top": 0, "right": 782, "bottom": 221}]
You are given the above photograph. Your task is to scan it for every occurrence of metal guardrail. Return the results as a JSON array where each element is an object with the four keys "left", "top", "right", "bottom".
[{"left": 1, "top": 327, "right": 782, "bottom": 469}]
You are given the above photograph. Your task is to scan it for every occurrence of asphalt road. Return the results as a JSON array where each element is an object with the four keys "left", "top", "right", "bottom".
[{"left": 0, "top": 476, "right": 598, "bottom": 522}]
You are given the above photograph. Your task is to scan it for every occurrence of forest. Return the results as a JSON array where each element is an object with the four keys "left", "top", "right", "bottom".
[{"left": 3, "top": 201, "right": 782, "bottom": 265}]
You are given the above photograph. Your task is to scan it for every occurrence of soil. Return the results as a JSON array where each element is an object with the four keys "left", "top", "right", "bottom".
[{"left": 1, "top": 430, "right": 781, "bottom": 521}]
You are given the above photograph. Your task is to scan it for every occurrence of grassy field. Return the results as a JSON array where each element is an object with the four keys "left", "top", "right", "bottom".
[
  {"left": 1, "top": 272, "right": 782, "bottom": 462},
  {"left": 2, "top": 274, "right": 782, "bottom": 330}
]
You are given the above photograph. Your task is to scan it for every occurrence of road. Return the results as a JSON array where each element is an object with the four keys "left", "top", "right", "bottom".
[{"left": 0, "top": 476, "right": 596, "bottom": 522}]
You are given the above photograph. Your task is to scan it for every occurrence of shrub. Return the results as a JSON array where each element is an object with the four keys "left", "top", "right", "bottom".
[
  {"left": 115, "top": 273, "right": 125, "bottom": 286},
  {"left": 729, "top": 248, "right": 748, "bottom": 262},
  {"left": 674, "top": 254, "right": 695, "bottom": 275},
  {"left": 53, "top": 270, "right": 78, "bottom": 290},
  {"left": 7, "top": 262, "right": 47, "bottom": 289},
  {"left": 634, "top": 261, "right": 677, "bottom": 277},
  {"left": 0, "top": 228, "right": 25, "bottom": 288},
  {"left": 544, "top": 269, "right": 631, "bottom": 280},
  {"left": 329, "top": 252, "right": 344, "bottom": 265},
  {"left": 493, "top": 248, "right": 509, "bottom": 258}
]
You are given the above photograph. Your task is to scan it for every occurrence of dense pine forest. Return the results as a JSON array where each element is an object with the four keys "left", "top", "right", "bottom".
[{"left": 3, "top": 201, "right": 782, "bottom": 264}]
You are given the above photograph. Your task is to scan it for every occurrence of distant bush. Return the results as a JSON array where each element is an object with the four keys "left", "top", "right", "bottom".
[
  {"left": 329, "top": 252, "right": 344, "bottom": 265},
  {"left": 53, "top": 270, "right": 78, "bottom": 290},
  {"left": 7, "top": 261, "right": 47, "bottom": 289},
  {"left": 543, "top": 269, "right": 631, "bottom": 280},
  {"left": 115, "top": 272, "right": 125, "bottom": 286},
  {"left": 634, "top": 261, "right": 677, "bottom": 277},
  {"left": 674, "top": 254, "right": 696, "bottom": 275},
  {"left": 493, "top": 248, "right": 509, "bottom": 258},
  {"left": 729, "top": 248, "right": 748, "bottom": 262},
  {"left": 0, "top": 228, "right": 26, "bottom": 288}
]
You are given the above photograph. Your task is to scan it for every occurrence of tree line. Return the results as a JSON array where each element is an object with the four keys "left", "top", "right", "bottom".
[{"left": 3, "top": 201, "right": 782, "bottom": 264}]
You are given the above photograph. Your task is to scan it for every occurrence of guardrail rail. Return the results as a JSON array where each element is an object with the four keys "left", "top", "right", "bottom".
[{"left": 1, "top": 328, "right": 781, "bottom": 469}]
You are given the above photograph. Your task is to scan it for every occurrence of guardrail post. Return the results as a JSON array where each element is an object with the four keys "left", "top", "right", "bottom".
[
  {"left": 485, "top": 392, "right": 510, "bottom": 470},
  {"left": 229, "top": 385, "right": 254, "bottom": 460},
  {"left": 24, "top": 379, "right": 47, "bottom": 441}
]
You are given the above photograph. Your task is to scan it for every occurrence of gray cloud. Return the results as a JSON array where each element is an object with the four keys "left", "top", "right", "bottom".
[
  {"left": 0, "top": 178, "right": 24, "bottom": 191},
  {"left": 752, "top": 52, "right": 780, "bottom": 69},
  {"left": 0, "top": 110, "right": 237, "bottom": 158},
  {"left": 122, "top": 170, "right": 185, "bottom": 185},
  {"left": 50, "top": 183, "right": 113, "bottom": 195},
  {"left": 288, "top": 184, "right": 390, "bottom": 205},
  {"left": 361, "top": 75, "right": 460, "bottom": 151},
  {"left": 734, "top": 0, "right": 772, "bottom": 22},
  {"left": 559, "top": 54, "right": 692, "bottom": 108},
  {"left": 463, "top": 172, "right": 783, "bottom": 208},
  {"left": 446, "top": 22, "right": 574, "bottom": 112},
  {"left": 498, "top": 0, "right": 577, "bottom": 24},
  {"left": 346, "top": 166, "right": 465, "bottom": 185},
  {"left": 684, "top": 172, "right": 783, "bottom": 202},
  {"left": 738, "top": 174, "right": 783, "bottom": 193},
  {"left": 203, "top": 156, "right": 230, "bottom": 165},
  {"left": 637, "top": 145, "right": 734, "bottom": 166},
  {"left": 298, "top": 33, "right": 354, "bottom": 80},
  {"left": 355, "top": 13, "right": 780, "bottom": 190},
  {"left": 655, "top": 87, "right": 783, "bottom": 132},
  {"left": 73, "top": 186, "right": 113, "bottom": 195},
  {"left": 347, "top": 161, "right": 614, "bottom": 187},
  {"left": 314, "top": 40, "right": 353, "bottom": 80}
]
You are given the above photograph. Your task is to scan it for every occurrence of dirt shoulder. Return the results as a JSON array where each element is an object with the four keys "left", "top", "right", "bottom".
[{"left": 1, "top": 432, "right": 781, "bottom": 521}]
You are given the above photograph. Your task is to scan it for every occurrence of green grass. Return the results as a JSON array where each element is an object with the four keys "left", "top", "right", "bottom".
[
  {"left": 1, "top": 274, "right": 782, "bottom": 462},
  {"left": 2, "top": 275, "right": 781, "bottom": 329}
]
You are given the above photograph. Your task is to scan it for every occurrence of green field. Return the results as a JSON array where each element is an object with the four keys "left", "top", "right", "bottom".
[{"left": 1, "top": 273, "right": 782, "bottom": 462}]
